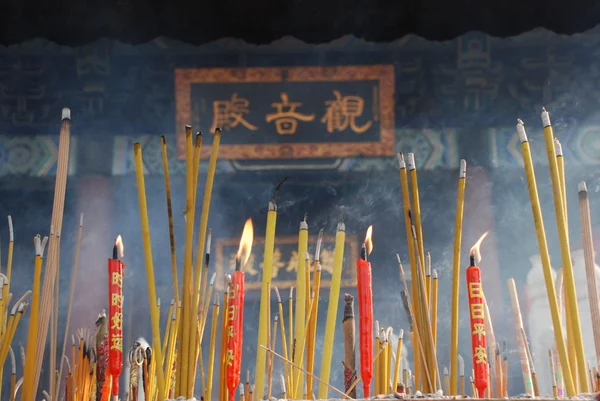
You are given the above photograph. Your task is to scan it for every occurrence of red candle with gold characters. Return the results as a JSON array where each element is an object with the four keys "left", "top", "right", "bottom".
[
  {"left": 467, "top": 232, "right": 489, "bottom": 397},
  {"left": 226, "top": 219, "right": 253, "bottom": 401},
  {"left": 357, "top": 226, "right": 374, "bottom": 397},
  {"left": 108, "top": 235, "right": 125, "bottom": 401}
]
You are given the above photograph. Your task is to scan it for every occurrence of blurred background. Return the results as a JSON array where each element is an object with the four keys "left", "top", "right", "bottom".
[{"left": 2, "top": 0, "right": 600, "bottom": 398}]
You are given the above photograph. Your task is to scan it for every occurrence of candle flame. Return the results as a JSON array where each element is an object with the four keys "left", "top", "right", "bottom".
[
  {"left": 469, "top": 231, "right": 489, "bottom": 264},
  {"left": 364, "top": 225, "right": 373, "bottom": 255},
  {"left": 236, "top": 218, "right": 254, "bottom": 268},
  {"left": 115, "top": 235, "right": 124, "bottom": 258}
]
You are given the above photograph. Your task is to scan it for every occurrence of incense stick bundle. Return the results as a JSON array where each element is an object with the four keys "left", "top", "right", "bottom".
[
  {"left": 541, "top": 109, "right": 589, "bottom": 392},
  {"left": 32, "top": 109, "right": 71, "bottom": 399},
  {"left": 516, "top": 119, "right": 575, "bottom": 396}
]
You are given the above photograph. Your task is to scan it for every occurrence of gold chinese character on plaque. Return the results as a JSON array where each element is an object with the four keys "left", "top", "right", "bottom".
[
  {"left": 265, "top": 93, "right": 315, "bottom": 135},
  {"left": 319, "top": 248, "right": 335, "bottom": 275},
  {"left": 285, "top": 250, "right": 299, "bottom": 273},
  {"left": 210, "top": 93, "right": 258, "bottom": 133},
  {"left": 321, "top": 90, "right": 373, "bottom": 134},
  {"left": 260, "top": 248, "right": 286, "bottom": 278}
]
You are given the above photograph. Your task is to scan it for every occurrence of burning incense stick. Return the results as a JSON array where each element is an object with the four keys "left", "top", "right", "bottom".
[
  {"left": 450, "top": 159, "right": 467, "bottom": 395},
  {"left": 541, "top": 108, "right": 589, "bottom": 392},
  {"left": 133, "top": 142, "right": 166, "bottom": 401},
  {"left": 318, "top": 214, "right": 346, "bottom": 399},
  {"left": 307, "top": 230, "right": 323, "bottom": 397},
  {"left": 342, "top": 294, "right": 357, "bottom": 399},
  {"left": 189, "top": 128, "right": 222, "bottom": 396},
  {"left": 578, "top": 181, "right": 600, "bottom": 363},
  {"left": 516, "top": 119, "right": 575, "bottom": 396},
  {"left": 255, "top": 178, "right": 286, "bottom": 401},
  {"left": 292, "top": 216, "right": 308, "bottom": 398},
  {"left": 397, "top": 153, "right": 421, "bottom": 390}
]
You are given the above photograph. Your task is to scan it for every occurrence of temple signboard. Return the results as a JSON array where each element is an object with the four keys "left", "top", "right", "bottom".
[
  {"left": 214, "top": 234, "right": 359, "bottom": 291},
  {"left": 174, "top": 65, "right": 395, "bottom": 160}
]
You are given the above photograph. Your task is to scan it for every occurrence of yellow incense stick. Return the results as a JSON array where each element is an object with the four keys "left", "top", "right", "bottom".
[
  {"left": 318, "top": 220, "right": 346, "bottom": 398},
  {"left": 431, "top": 270, "right": 438, "bottom": 349},
  {"left": 288, "top": 287, "right": 294, "bottom": 392},
  {"left": 255, "top": 200, "right": 278, "bottom": 400},
  {"left": 393, "top": 330, "right": 403, "bottom": 391},
  {"left": 189, "top": 129, "right": 222, "bottom": 395},
  {"left": 205, "top": 293, "right": 219, "bottom": 401},
  {"left": 178, "top": 127, "right": 195, "bottom": 395},
  {"left": 397, "top": 153, "right": 421, "bottom": 390},
  {"left": 450, "top": 159, "right": 466, "bottom": 395},
  {"left": 541, "top": 109, "right": 588, "bottom": 392},
  {"left": 22, "top": 236, "right": 45, "bottom": 401},
  {"left": 293, "top": 217, "right": 308, "bottom": 398},
  {"left": 516, "top": 119, "right": 574, "bottom": 395},
  {"left": 274, "top": 287, "right": 290, "bottom": 393},
  {"left": 133, "top": 142, "right": 166, "bottom": 401}
]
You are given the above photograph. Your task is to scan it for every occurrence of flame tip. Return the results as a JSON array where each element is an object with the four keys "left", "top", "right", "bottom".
[
  {"left": 114, "top": 235, "right": 124, "bottom": 258},
  {"left": 363, "top": 225, "right": 373, "bottom": 255},
  {"left": 236, "top": 218, "right": 254, "bottom": 269}
]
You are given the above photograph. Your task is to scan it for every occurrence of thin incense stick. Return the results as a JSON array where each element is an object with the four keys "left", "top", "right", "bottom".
[
  {"left": 160, "top": 136, "right": 179, "bottom": 307},
  {"left": 261, "top": 345, "right": 351, "bottom": 400},
  {"left": 318, "top": 217, "right": 346, "bottom": 399},
  {"left": 56, "top": 214, "right": 83, "bottom": 401},
  {"left": 133, "top": 142, "right": 166, "bottom": 401},
  {"left": 449, "top": 159, "right": 467, "bottom": 395},
  {"left": 189, "top": 128, "right": 222, "bottom": 395},
  {"left": 578, "top": 181, "right": 600, "bottom": 363},
  {"left": 397, "top": 153, "right": 421, "bottom": 390},
  {"left": 541, "top": 108, "right": 588, "bottom": 392}
]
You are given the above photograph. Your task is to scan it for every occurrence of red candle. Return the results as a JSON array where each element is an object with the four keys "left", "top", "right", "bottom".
[
  {"left": 108, "top": 235, "right": 125, "bottom": 401},
  {"left": 226, "top": 219, "right": 253, "bottom": 401},
  {"left": 467, "top": 232, "right": 489, "bottom": 397},
  {"left": 357, "top": 226, "right": 374, "bottom": 397}
]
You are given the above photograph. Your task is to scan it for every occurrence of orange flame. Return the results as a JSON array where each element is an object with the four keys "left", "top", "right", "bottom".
[
  {"left": 237, "top": 218, "right": 254, "bottom": 267},
  {"left": 469, "top": 231, "right": 489, "bottom": 264},
  {"left": 115, "top": 235, "right": 124, "bottom": 258},
  {"left": 364, "top": 225, "right": 373, "bottom": 255}
]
